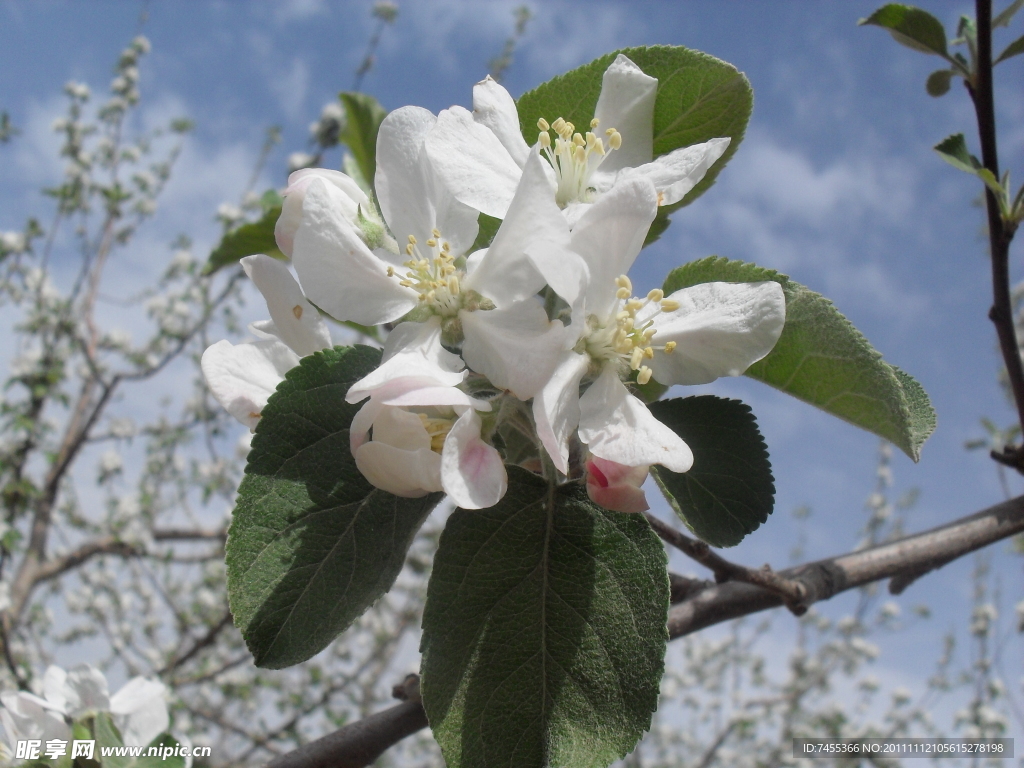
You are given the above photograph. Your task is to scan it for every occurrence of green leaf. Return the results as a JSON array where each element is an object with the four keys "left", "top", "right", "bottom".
[
  {"left": 227, "top": 346, "right": 441, "bottom": 668},
  {"left": 994, "top": 0, "right": 1024, "bottom": 28},
  {"left": 516, "top": 45, "right": 752, "bottom": 218},
  {"left": 338, "top": 92, "right": 387, "bottom": 193},
  {"left": 649, "top": 396, "right": 774, "bottom": 547},
  {"left": 469, "top": 212, "right": 502, "bottom": 253},
  {"left": 859, "top": 4, "right": 950, "bottom": 58},
  {"left": 663, "top": 257, "right": 936, "bottom": 461},
  {"left": 995, "top": 33, "right": 1024, "bottom": 64},
  {"left": 421, "top": 467, "right": 668, "bottom": 768},
  {"left": 202, "top": 205, "right": 283, "bottom": 276},
  {"left": 934, "top": 133, "right": 981, "bottom": 173},
  {"left": 926, "top": 68, "right": 953, "bottom": 96}
]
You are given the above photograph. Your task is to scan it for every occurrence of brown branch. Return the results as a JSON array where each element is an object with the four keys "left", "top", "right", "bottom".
[
  {"left": 644, "top": 513, "right": 808, "bottom": 613},
  {"left": 262, "top": 494, "right": 1024, "bottom": 767},
  {"left": 160, "top": 610, "right": 233, "bottom": 676}
]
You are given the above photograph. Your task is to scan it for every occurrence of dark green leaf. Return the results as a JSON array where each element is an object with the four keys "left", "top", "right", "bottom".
[
  {"left": 926, "top": 69, "right": 953, "bottom": 96},
  {"left": 516, "top": 45, "right": 752, "bottom": 218},
  {"left": 338, "top": 92, "right": 387, "bottom": 193},
  {"left": 995, "top": 33, "right": 1024, "bottom": 64},
  {"left": 469, "top": 212, "right": 502, "bottom": 253},
  {"left": 934, "top": 133, "right": 980, "bottom": 173},
  {"left": 859, "top": 4, "right": 950, "bottom": 58},
  {"left": 663, "top": 257, "right": 936, "bottom": 461},
  {"left": 202, "top": 205, "right": 283, "bottom": 276},
  {"left": 994, "top": 0, "right": 1024, "bottom": 28},
  {"left": 227, "top": 346, "right": 441, "bottom": 668},
  {"left": 649, "top": 396, "right": 774, "bottom": 547},
  {"left": 421, "top": 467, "right": 668, "bottom": 768}
]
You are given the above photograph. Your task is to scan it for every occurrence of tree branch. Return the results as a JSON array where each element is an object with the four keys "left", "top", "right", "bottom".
[{"left": 260, "top": 493, "right": 1024, "bottom": 767}]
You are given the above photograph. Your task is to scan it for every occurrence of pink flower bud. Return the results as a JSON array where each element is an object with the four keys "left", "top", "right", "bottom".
[{"left": 585, "top": 456, "right": 650, "bottom": 513}]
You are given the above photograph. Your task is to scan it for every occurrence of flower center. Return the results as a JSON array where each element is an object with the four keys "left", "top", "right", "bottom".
[
  {"left": 388, "top": 231, "right": 465, "bottom": 318},
  {"left": 418, "top": 413, "right": 454, "bottom": 453},
  {"left": 537, "top": 116, "right": 621, "bottom": 208},
  {"left": 580, "top": 275, "right": 679, "bottom": 384}
]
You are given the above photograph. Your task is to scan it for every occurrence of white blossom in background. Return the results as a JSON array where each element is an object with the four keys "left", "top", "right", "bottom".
[
  {"left": 426, "top": 54, "right": 731, "bottom": 225},
  {"left": 202, "top": 254, "right": 332, "bottom": 430}
]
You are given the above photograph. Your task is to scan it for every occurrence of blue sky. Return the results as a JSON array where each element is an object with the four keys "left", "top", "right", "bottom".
[{"left": 2, "top": 0, "right": 1023, "bottom": 743}]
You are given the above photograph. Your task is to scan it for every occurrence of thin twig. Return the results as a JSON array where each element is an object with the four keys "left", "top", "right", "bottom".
[{"left": 644, "top": 513, "right": 808, "bottom": 613}]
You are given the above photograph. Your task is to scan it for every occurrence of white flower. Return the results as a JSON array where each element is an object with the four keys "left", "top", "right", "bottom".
[
  {"left": 275, "top": 168, "right": 382, "bottom": 258},
  {"left": 346, "top": 319, "right": 507, "bottom": 509},
  {"left": 528, "top": 177, "right": 785, "bottom": 473},
  {"left": 291, "top": 111, "right": 574, "bottom": 399},
  {"left": 109, "top": 677, "right": 170, "bottom": 748},
  {"left": 425, "top": 54, "right": 731, "bottom": 225},
  {"left": 0, "top": 690, "right": 70, "bottom": 747},
  {"left": 202, "top": 254, "right": 331, "bottom": 430}
]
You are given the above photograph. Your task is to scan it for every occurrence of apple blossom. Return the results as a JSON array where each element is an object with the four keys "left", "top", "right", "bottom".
[
  {"left": 585, "top": 455, "right": 650, "bottom": 514},
  {"left": 202, "top": 254, "right": 331, "bottom": 430},
  {"left": 346, "top": 319, "right": 507, "bottom": 509},
  {"left": 530, "top": 176, "right": 786, "bottom": 474},
  {"left": 425, "top": 54, "right": 731, "bottom": 225}
]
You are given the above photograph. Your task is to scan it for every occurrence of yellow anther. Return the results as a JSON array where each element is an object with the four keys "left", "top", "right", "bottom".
[
  {"left": 647, "top": 289, "right": 664, "bottom": 302},
  {"left": 431, "top": 228, "right": 441, "bottom": 238},
  {"left": 626, "top": 299, "right": 644, "bottom": 312},
  {"left": 408, "top": 235, "right": 417, "bottom": 245},
  {"left": 426, "top": 238, "right": 437, "bottom": 248},
  {"left": 637, "top": 367, "right": 653, "bottom": 385},
  {"left": 448, "top": 275, "right": 460, "bottom": 294},
  {"left": 405, "top": 244, "right": 415, "bottom": 255},
  {"left": 643, "top": 328, "right": 657, "bottom": 342},
  {"left": 564, "top": 121, "right": 575, "bottom": 134},
  {"left": 630, "top": 347, "right": 645, "bottom": 370},
  {"left": 539, "top": 131, "right": 551, "bottom": 148},
  {"left": 660, "top": 299, "right": 680, "bottom": 312},
  {"left": 643, "top": 346, "right": 654, "bottom": 359},
  {"left": 573, "top": 133, "right": 585, "bottom": 147},
  {"left": 616, "top": 310, "right": 630, "bottom": 321},
  {"left": 605, "top": 128, "right": 615, "bottom": 136},
  {"left": 590, "top": 117, "right": 600, "bottom": 128},
  {"left": 387, "top": 266, "right": 395, "bottom": 277},
  {"left": 608, "top": 131, "right": 622, "bottom": 150},
  {"left": 615, "top": 275, "right": 632, "bottom": 291},
  {"left": 616, "top": 287, "right": 631, "bottom": 299},
  {"left": 573, "top": 145, "right": 586, "bottom": 163},
  {"left": 442, "top": 242, "right": 451, "bottom": 252},
  {"left": 664, "top": 341, "right": 677, "bottom": 353},
  {"left": 552, "top": 117, "right": 566, "bottom": 132},
  {"left": 400, "top": 280, "right": 413, "bottom": 288},
  {"left": 292, "top": 305, "right": 303, "bottom": 319},
  {"left": 537, "top": 117, "right": 550, "bottom": 131}
]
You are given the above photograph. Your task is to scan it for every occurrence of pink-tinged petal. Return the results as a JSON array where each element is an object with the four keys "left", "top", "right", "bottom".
[
  {"left": 586, "top": 456, "right": 650, "bottom": 514},
  {"left": 571, "top": 177, "right": 659, "bottom": 315},
  {"left": 617, "top": 138, "right": 731, "bottom": 207},
  {"left": 532, "top": 351, "right": 590, "bottom": 474},
  {"left": 376, "top": 106, "right": 479, "bottom": 254},
  {"left": 460, "top": 300, "right": 569, "bottom": 400},
  {"left": 425, "top": 105, "right": 522, "bottom": 219},
  {"left": 201, "top": 339, "right": 299, "bottom": 431},
  {"left": 346, "top": 319, "right": 466, "bottom": 403},
  {"left": 241, "top": 255, "right": 332, "bottom": 356},
  {"left": 641, "top": 281, "right": 786, "bottom": 386},
  {"left": 578, "top": 366, "right": 693, "bottom": 472},
  {"left": 593, "top": 54, "right": 657, "bottom": 174},
  {"left": 292, "top": 179, "right": 418, "bottom": 325},
  {"left": 473, "top": 76, "right": 530, "bottom": 168},
  {"left": 441, "top": 409, "right": 507, "bottom": 509},
  {"left": 371, "top": 405, "right": 433, "bottom": 453},
  {"left": 354, "top": 441, "right": 443, "bottom": 497},
  {"left": 384, "top": 385, "right": 490, "bottom": 411},
  {"left": 350, "top": 399, "right": 383, "bottom": 453},
  {"left": 276, "top": 168, "right": 368, "bottom": 257},
  {"left": 463, "top": 150, "right": 564, "bottom": 307}
]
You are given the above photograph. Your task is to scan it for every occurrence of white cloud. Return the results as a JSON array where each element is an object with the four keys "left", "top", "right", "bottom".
[{"left": 273, "top": 0, "right": 329, "bottom": 23}]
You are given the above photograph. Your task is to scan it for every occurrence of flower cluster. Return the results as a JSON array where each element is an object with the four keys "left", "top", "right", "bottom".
[{"left": 203, "top": 55, "right": 786, "bottom": 512}]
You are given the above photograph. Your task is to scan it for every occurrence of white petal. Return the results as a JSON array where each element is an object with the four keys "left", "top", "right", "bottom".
[
  {"left": 376, "top": 106, "right": 479, "bottom": 255},
  {"left": 463, "top": 150, "right": 565, "bottom": 307},
  {"left": 372, "top": 404, "right": 433, "bottom": 452},
  {"left": 441, "top": 409, "right": 507, "bottom": 509},
  {"left": 111, "top": 678, "right": 169, "bottom": 748},
  {"left": 425, "top": 105, "right": 522, "bottom": 219},
  {"left": 571, "top": 177, "right": 658, "bottom": 315},
  {"left": 201, "top": 339, "right": 299, "bottom": 430},
  {"left": 473, "top": 76, "right": 530, "bottom": 168},
  {"left": 533, "top": 351, "right": 590, "bottom": 473},
  {"left": 63, "top": 664, "right": 111, "bottom": 718},
  {"left": 41, "top": 665, "right": 69, "bottom": 712},
  {"left": 292, "top": 179, "right": 418, "bottom": 324},
  {"left": 276, "top": 168, "right": 368, "bottom": 257},
  {"left": 460, "top": 301, "right": 569, "bottom": 400},
  {"left": 642, "top": 281, "right": 786, "bottom": 385},
  {"left": 620, "top": 137, "right": 731, "bottom": 207},
  {"left": 594, "top": 54, "right": 657, "bottom": 173},
  {"left": 578, "top": 366, "right": 693, "bottom": 472},
  {"left": 354, "top": 441, "right": 443, "bottom": 497},
  {"left": 346, "top": 319, "right": 466, "bottom": 403},
  {"left": 350, "top": 398, "right": 383, "bottom": 453},
  {"left": 385, "top": 385, "right": 489, "bottom": 411},
  {"left": 241, "top": 255, "right": 332, "bottom": 356}
]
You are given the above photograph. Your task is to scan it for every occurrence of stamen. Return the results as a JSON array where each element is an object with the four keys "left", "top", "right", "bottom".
[
  {"left": 590, "top": 117, "right": 599, "bottom": 128},
  {"left": 637, "top": 367, "right": 653, "bottom": 385},
  {"left": 537, "top": 117, "right": 550, "bottom": 131},
  {"left": 647, "top": 289, "right": 664, "bottom": 302},
  {"left": 664, "top": 341, "right": 677, "bottom": 353},
  {"left": 661, "top": 299, "right": 680, "bottom": 312}
]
